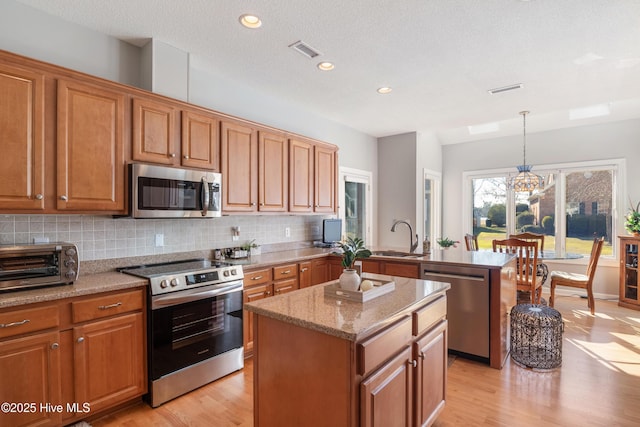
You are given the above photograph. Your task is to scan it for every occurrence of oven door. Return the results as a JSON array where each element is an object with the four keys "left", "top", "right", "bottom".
[{"left": 149, "top": 282, "right": 243, "bottom": 380}]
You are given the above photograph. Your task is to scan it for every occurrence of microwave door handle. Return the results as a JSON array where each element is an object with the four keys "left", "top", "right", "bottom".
[{"left": 201, "top": 177, "right": 210, "bottom": 216}]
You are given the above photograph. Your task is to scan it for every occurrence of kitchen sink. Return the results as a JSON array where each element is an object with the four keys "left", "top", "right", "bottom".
[{"left": 371, "top": 250, "right": 421, "bottom": 258}]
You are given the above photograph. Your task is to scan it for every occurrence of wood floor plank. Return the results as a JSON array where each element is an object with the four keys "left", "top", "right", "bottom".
[{"left": 93, "top": 295, "right": 640, "bottom": 427}]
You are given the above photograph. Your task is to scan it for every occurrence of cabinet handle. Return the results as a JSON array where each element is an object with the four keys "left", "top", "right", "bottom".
[
  {"left": 281, "top": 270, "right": 291, "bottom": 275},
  {"left": 60, "top": 195, "right": 68, "bottom": 201},
  {"left": 77, "top": 337, "right": 85, "bottom": 343},
  {"left": 184, "top": 155, "right": 190, "bottom": 159},
  {"left": 35, "top": 194, "right": 44, "bottom": 200},
  {"left": 408, "top": 359, "right": 417, "bottom": 368},
  {"left": 0, "top": 319, "right": 30, "bottom": 328},
  {"left": 251, "top": 275, "right": 263, "bottom": 280},
  {"left": 98, "top": 302, "right": 122, "bottom": 310},
  {"left": 300, "top": 268, "right": 308, "bottom": 272},
  {"left": 51, "top": 342, "right": 59, "bottom": 350}
]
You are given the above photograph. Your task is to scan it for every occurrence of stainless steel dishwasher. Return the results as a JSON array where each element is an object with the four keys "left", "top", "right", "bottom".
[{"left": 421, "top": 263, "right": 490, "bottom": 361}]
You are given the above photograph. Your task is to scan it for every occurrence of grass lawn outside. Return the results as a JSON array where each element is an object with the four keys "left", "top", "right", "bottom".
[{"left": 473, "top": 226, "right": 612, "bottom": 256}]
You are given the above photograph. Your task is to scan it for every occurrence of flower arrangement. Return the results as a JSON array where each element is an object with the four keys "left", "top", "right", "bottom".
[
  {"left": 625, "top": 200, "right": 640, "bottom": 235},
  {"left": 334, "top": 236, "right": 372, "bottom": 269},
  {"left": 436, "top": 237, "right": 460, "bottom": 248}
]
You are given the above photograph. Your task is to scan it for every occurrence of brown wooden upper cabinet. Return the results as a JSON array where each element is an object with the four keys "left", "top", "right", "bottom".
[
  {"left": 0, "top": 62, "right": 46, "bottom": 210},
  {"left": 132, "top": 96, "right": 178, "bottom": 165},
  {"left": 221, "top": 120, "right": 258, "bottom": 212},
  {"left": 258, "top": 131, "right": 288, "bottom": 212},
  {"left": 181, "top": 109, "right": 220, "bottom": 171},
  {"left": 56, "top": 80, "right": 127, "bottom": 212},
  {"left": 289, "top": 138, "right": 337, "bottom": 213}
]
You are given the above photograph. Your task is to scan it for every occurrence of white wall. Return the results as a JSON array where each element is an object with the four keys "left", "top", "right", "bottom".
[
  {"left": 442, "top": 118, "right": 640, "bottom": 297},
  {"left": 0, "top": 0, "right": 378, "bottom": 261},
  {"left": 416, "top": 132, "right": 443, "bottom": 240}
]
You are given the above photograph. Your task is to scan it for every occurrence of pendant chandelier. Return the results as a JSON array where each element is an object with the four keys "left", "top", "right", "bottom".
[{"left": 508, "top": 110, "right": 544, "bottom": 192}]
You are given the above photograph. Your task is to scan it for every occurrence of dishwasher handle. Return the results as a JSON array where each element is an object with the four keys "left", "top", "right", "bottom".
[{"left": 421, "top": 271, "right": 486, "bottom": 282}]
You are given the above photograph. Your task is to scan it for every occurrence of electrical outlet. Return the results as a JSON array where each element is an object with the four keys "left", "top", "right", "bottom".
[
  {"left": 285, "top": 227, "right": 291, "bottom": 238},
  {"left": 155, "top": 234, "right": 164, "bottom": 247},
  {"left": 311, "top": 225, "right": 320, "bottom": 234}
]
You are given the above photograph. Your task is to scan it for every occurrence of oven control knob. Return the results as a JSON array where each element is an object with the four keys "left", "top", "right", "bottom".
[
  {"left": 65, "top": 248, "right": 77, "bottom": 256},
  {"left": 231, "top": 269, "right": 237, "bottom": 275},
  {"left": 160, "top": 279, "right": 169, "bottom": 289},
  {"left": 223, "top": 270, "right": 230, "bottom": 277},
  {"left": 64, "top": 259, "right": 76, "bottom": 267},
  {"left": 170, "top": 278, "right": 179, "bottom": 287},
  {"left": 65, "top": 270, "right": 76, "bottom": 279}
]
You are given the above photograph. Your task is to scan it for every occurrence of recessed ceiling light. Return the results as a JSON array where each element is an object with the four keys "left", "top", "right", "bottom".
[
  {"left": 377, "top": 87, "right": 392, "bottom": 94},
  {"left": 317, "top": 62, "right": 335, "bottom": 71},
  {"left": 239, "top": 14, "right": 262, "bottom": 29}
]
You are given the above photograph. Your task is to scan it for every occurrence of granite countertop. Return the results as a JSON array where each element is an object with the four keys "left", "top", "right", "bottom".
[
  {"left": 244, "top": 273, "right": 450, "bottom": 341},
  {"left": 0, "top": 272, "right": 147, "bottom": 309}
]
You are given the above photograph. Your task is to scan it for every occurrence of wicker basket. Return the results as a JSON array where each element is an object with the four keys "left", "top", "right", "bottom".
[{"left": 510, "top": 304, "right": 563, "bottom": 370}]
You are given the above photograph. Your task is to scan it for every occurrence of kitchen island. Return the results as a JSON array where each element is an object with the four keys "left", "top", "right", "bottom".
[{"left": 245, "top": 273, "right": 450, "bottom": 427}]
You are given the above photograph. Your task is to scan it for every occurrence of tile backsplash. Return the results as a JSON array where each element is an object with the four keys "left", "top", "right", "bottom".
[{"left": 0, "top": 214, "right": 327, "bottom": 261}]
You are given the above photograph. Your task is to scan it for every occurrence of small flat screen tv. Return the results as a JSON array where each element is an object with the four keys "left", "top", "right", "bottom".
[{"left": 323, "top": 219, "right": 342, "bottom": 245}]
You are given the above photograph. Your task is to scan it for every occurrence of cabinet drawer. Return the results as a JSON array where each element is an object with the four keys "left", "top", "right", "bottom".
[
  {"left": 72, "top": 289, "right": 144, "bottom": 323},
  {"left": 357, "top": 316, "right": 412, "bottom": 376},
  {"left": 0, "top": 305, "right": 59, "bottom": 340},
  {"left": 273, "top": 278, "right": 298, "bottom": 295},
  {"left": 413, "top": 296, "right": 447, "bottom": 337},
  {"left": 245, "top": 268, "right": 272, "bottom": 285},
  {"left": 273, "top": 264, "right": 297, "bottom": 280}
]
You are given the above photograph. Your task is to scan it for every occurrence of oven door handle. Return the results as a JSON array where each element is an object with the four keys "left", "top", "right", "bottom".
[{"left": 152, "top": 281, "right": 243, "bottom": 309}]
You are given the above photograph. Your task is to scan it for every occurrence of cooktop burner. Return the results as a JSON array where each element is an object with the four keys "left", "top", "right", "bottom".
[{"left": 118, "top": 259, "right": 243, "bottom": 296}]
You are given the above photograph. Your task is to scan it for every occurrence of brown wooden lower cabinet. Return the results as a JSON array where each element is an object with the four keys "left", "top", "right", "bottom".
[
  {"left": 252, "top": 292, "right": 448, "bottom": 427},
  {"left": 0, "top": 288, "right": 147, "bottom": 427}
]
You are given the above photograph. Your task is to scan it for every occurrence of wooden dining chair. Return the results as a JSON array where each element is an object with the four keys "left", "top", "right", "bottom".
[
  {"left": 549, "top": 237, "right": 604, "bottom": 315},
  {"left": 492, "top": 238, "right": 541, "bottom": 304},
  {"left": 511, "top": 231, "right": 549, "bottom": 285},
  {"left": 464, "top": 233, "right": 479, "bottom": 251}
]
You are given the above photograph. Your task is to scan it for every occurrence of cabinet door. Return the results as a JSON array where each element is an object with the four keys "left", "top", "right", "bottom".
[
  {"left": 361, "top": 346, "right": 413, "bottom": 427},
  {"left": 383, "top": 261, "right": 420, "bottom": 278},
  {"left": 311, "top": 257, "right": 330, "bottom": 285},
  {"left": 181, "top": 109, "right": 219, "bottom": 170},
  {"left": 221, "top": 121, "right": 258, "bottom": 211},
  {"left": 619, "top": 237, "right": 640, "bottom": 308},
  {"left": 0, "top": 63, "right": 45, "bottom": 210},
  {"left": 259, "top": 131, "right": 288, "bottom": 212},
  {"left": 289, "top": 138, "right": 313, "bottom": 212},
  {"left": 362, "top": 259, "right": 381, "bottom": 274},
  {"left": 299, "top": 262, "right": 312, "bottom": 288},
  {"left": 132, "top": 97, "right": 178, "bottom": 165},
  {"left": 273, "top": 278, "right": 298, "bottom": 295},
  {"left": 57, "top": 80, "right": 126, "bottom": 212},
  {"left": 0, "top": 331, "right": 61, "bottom": 427},
  {"left": 73, "top": 312, "right": 145, "bottom": 414},
  {"left": 314, "top": 144, "right": 337, "bottom": 213},
  {"left": 329, "top": 257, "right": 344, "bottom": 281},
  {"left": 243, "top": 283, "right": 273, "bottom": 356},
  {"left": 414, "top": 320, "right": 447, "bottom": 427}
]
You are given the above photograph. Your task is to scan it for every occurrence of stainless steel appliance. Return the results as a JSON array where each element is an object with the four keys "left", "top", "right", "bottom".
[
  {"left": 120, "top": 259, "right": 243, "bottom": 407},
  {"left": 0, "top": 243, "right": 79, "bottom": 292},
  {"left": 130, "top": 163, "right": 221, "bottom": 218},
  {"left": 421, "top": 263, "right": 489, "bottom": 362}
]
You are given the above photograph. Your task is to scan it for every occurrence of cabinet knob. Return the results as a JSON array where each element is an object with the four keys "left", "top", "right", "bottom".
[
  {"left": 408, "top": 359, "right": 417, "bottom": 368},
  {"left": 266, "top": 291, "right": 271, "bottom": 296},
  {"left": 77, "top": 337, "right": 85, "bottom": 343},
  {"left": 184, "top": 155, "right": 189, "bottom": 159},
  {"left": 60, "top": 195, "right": 68, "bottom": 201},
  {"left": 35, "top": 194, "right": 44, "bottom": 200},
  {"left": 251, "top": 202, "right": 256, "bottom": 206},
  {"left": 51, "top": 342, "right": 59, "bottom": 350},
  {"left": 170, "top": 153, "right": 176, "bottom": 158}
]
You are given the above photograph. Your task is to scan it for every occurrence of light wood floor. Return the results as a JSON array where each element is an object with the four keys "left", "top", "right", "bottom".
[{"left": 92, "top": 295, "right": 640, "bottom": 427}]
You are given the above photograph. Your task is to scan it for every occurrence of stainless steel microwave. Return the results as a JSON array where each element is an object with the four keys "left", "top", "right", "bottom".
[{"left": 130, "top": 164, "right": 221, "bottom": 218}]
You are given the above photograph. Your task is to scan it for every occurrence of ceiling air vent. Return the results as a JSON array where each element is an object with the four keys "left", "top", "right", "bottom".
[
  {"left": 289, "top": 40, "right": 321, "bottom": 59},
  {"left": 487, "top": 83, "right": 523, "bottom": 95}
]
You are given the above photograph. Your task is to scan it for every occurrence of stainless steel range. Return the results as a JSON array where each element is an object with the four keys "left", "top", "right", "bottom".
[{"left": 120, "top": 259, "right": 244, "bottom": 407}]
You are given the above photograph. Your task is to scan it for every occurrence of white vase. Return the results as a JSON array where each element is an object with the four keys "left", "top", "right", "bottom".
[{"left": 339, "top": 269, "right": 361, "bottom": 291}]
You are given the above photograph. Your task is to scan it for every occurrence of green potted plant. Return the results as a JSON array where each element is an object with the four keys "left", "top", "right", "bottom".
[
  {"left": 333, "top": 237, "right": 372, "bottom": 290},
  {"left": 625, "top": 200, "right": 640, "bottom": 236},
  {"left": 436, "top": 237, "right": 460, "bottom": 249},
  {"left": 241, "top": 239, "right": 260, "bottom": 256}
]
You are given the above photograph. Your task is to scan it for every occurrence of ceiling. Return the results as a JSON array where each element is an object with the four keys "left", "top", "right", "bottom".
[{"left": 15, "top": 0, "right": 640, "bottom": 144}]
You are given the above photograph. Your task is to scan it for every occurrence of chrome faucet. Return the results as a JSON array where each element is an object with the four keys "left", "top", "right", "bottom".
[{"left": 390, "top": 220, "right": 419, "bottom": 253}]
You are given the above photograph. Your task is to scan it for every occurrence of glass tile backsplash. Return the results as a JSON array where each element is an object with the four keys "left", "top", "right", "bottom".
[{"left": 0, "top": 215, "right": 325, "bottom": 261}]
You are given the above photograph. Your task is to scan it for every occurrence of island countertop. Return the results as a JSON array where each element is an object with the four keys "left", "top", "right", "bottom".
[{"left": 244, "top": 272, "right": 450, "bottom": 341}]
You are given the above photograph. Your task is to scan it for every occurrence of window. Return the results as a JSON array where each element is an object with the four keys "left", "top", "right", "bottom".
[
  {"left": 339, "top": 167, "right": 372, "bottom": 244},
  {"left": 464, "top": 160, "right": 622, "bottom": 257}
]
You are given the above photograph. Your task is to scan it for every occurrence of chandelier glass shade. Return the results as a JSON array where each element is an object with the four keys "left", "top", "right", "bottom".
[{"left": 508, "top": 111, "right": 544, "bottom": 192}]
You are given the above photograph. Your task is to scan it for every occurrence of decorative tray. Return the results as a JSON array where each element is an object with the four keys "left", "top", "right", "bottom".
[{"left": 324, "top": 279, "right": 395, "bottom": 303}]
